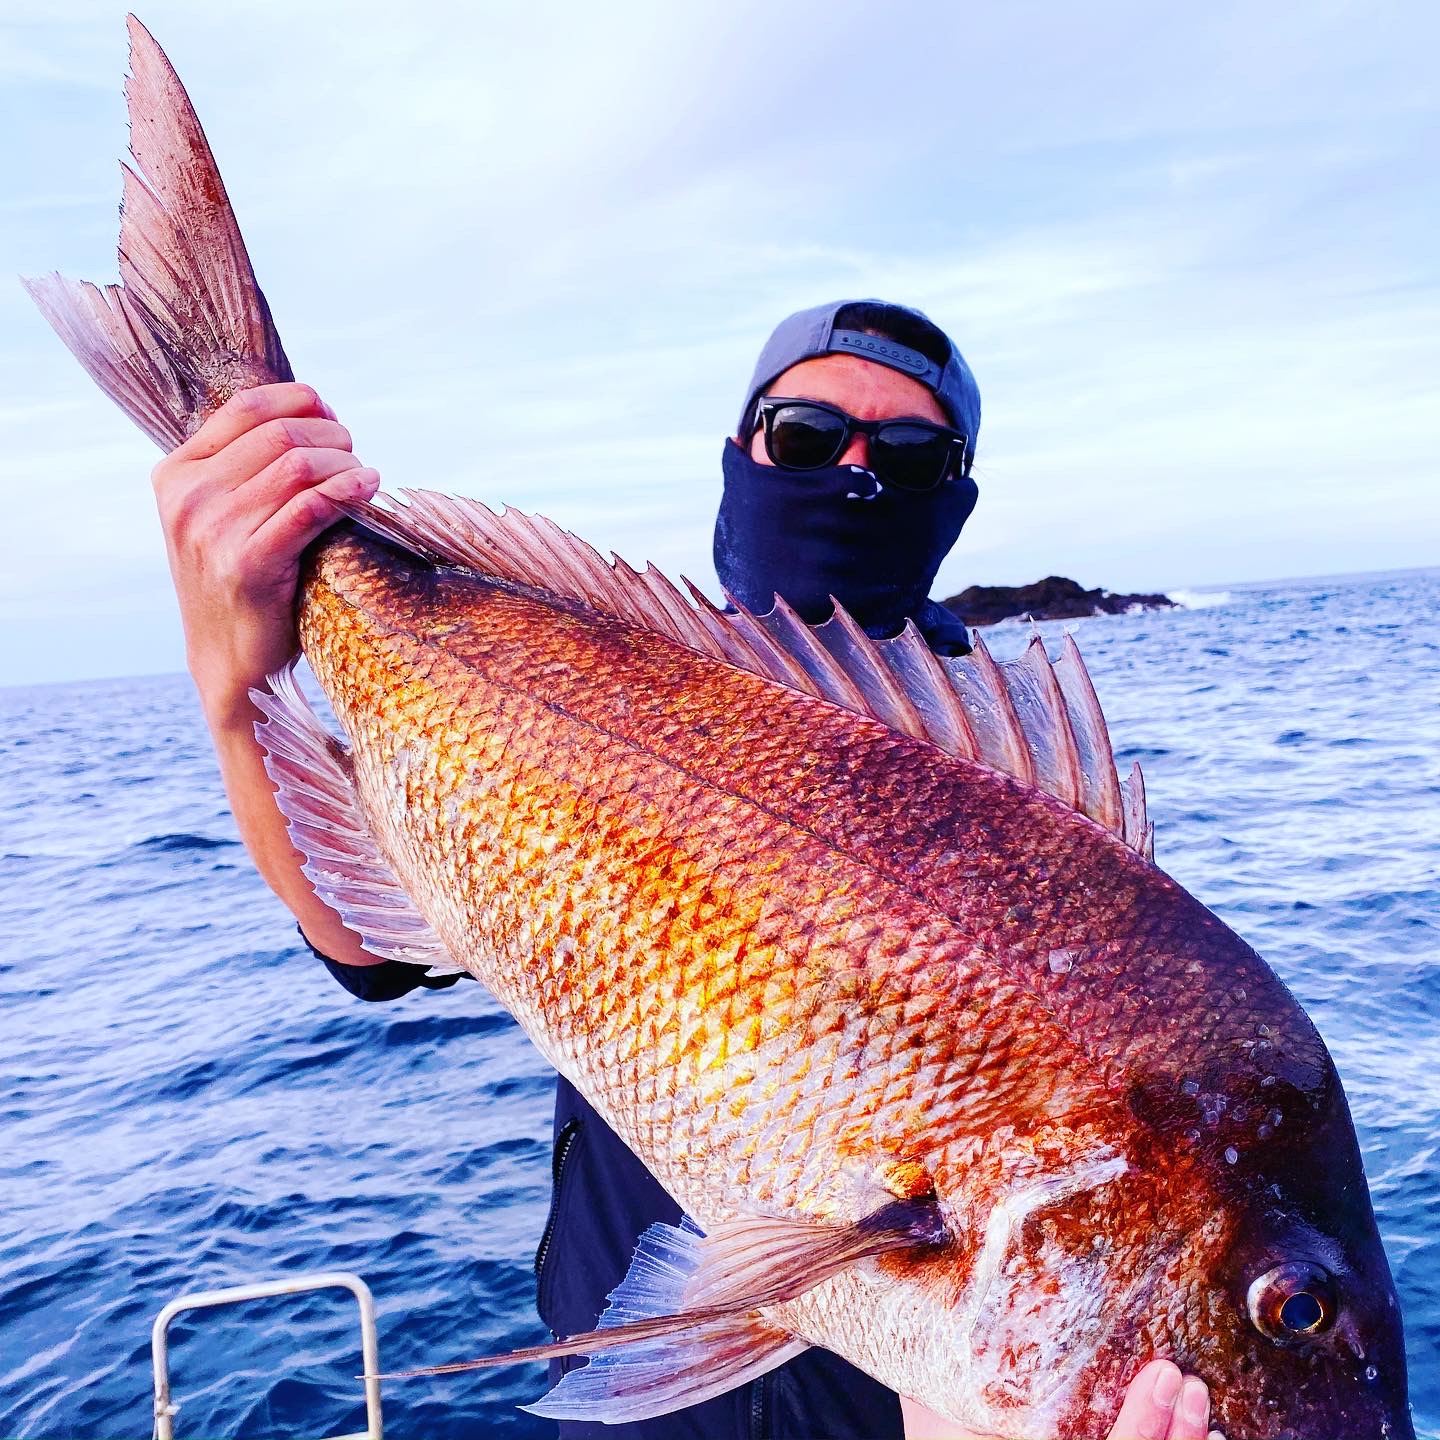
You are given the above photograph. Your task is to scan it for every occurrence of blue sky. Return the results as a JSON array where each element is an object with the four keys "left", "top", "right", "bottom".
[{"left": 3, "top": 0, "right": 1436, "bottom": 685}]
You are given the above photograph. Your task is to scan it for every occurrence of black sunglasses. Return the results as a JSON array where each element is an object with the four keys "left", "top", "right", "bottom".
[{"left": 754, "top": 396, "right": 969, "bottom": 493}]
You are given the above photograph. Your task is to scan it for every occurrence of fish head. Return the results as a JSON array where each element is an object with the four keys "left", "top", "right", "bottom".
[
  {"left": 1207, "top": 1225, "right": 1412, "bottom": 1440},
  {"left": 1159, "top": 1063, "right": 1414, "bottom": 1440},
  {"left": 900, "top": 1060, "right": 1411, "bottom": 1440}
]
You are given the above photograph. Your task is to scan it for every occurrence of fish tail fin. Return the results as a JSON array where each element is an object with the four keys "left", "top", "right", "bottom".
[{"left": 21, "top": 14, "right": 291, "bottom": 451}]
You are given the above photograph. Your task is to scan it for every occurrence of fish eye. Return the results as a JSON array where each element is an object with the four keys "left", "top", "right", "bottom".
[{"left": 1247, "top": 1262, "right": 1339, "bottom": 1341}]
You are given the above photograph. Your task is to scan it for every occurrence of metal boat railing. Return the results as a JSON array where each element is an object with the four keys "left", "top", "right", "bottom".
[{"left": 151, "top": 1271, "right": 382, "bottom": 1440}]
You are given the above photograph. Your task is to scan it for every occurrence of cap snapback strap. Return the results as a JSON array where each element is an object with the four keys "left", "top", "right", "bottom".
[{"left": 828, "top": 329, "right": 943, "bottom": 389}]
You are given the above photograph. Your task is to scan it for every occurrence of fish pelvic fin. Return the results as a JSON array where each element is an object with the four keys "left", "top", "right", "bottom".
[
  {"left": 374, "top": 1199, "right": 947, "bottom": 1422},
  {"left": 528, "top": 1216, "right": 808, "bottom": 1421},
  {"left": 251, "top": 665, "right": 462, "bottom": 972},
  {"left": 369, "top": 1310, "right": 805, "bottom": 1424},
  {"left": 524, "top": 1313, "right": 806, "bottom": 1422},
  {"left": 23, "top": 16, "right": 291, "bottom": 450},
  {"left": 335, "top": 489, "right": 1156, "bottom": 855}
]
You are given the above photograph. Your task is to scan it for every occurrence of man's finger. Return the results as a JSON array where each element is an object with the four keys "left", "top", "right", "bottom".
[
  {"left": 229, "top": 448, "right": 367, "bottom": 536},
  {"left": 1166, "top": 1377, "right": 1211, "bottom": 1439},
  {"left": 244, "top": 468, "right": 380, "bottom": 582},
  {"left": 172, "top": 383, "right": 335, "bottom": 461},
  {"left": 1106, "top": 1359, "right": 1183, "bottom": 1440},
  {"left": 193, "top": 415, "right": 354, "bottom": 492}
]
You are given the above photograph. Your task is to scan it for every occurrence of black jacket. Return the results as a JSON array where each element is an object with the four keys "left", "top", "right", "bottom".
[{"left": 314, "top": 961, "right": 904, "bottom": 1440}]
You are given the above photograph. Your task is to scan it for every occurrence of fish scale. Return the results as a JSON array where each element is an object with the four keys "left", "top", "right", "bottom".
[
  {"left": 303, "top": 536, "right": 1126, "bottom": 1189},
  {"left": 23, "top": 18, "right": 1412, "bottom": 1436},
  {"left": 292, "top": 526, "right": 1400, "bottom": 1429}
]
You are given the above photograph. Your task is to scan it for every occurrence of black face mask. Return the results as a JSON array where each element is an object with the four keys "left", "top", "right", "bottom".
[{"left": 713, "top": 439, "right": 978, "bottom": 641}]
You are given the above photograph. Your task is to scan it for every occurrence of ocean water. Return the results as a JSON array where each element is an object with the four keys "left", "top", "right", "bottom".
[{"left": 1, "top": 567, "right": 1437, "bottom": 1440}]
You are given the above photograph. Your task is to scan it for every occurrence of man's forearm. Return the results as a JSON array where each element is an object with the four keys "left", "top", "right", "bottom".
[{"left": 144, "top": 380, "right": 383, "bottom": 969}]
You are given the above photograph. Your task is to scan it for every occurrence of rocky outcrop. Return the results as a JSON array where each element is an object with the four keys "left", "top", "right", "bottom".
[{"left": 940, "top": 575, "right": 1173, "bottom": 628}]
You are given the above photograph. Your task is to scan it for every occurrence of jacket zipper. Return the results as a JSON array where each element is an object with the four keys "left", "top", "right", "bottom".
[
  {"left": 533, "top": 1115, "right": 582, "bottom": 1282},
  {"left": 748, "top": 1374, "right": 767, "bottom": 1440}
]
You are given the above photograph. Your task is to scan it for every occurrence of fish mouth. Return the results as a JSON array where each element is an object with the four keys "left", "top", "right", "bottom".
[{"left": 1211, "top": 1351, "right": 1416, "bottom": 1440}]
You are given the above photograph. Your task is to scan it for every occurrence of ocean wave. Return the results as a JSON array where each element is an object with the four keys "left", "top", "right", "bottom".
[
  {"left": 132, "top": 832, "right": 239, "bottom": 853},
  {"left": 1168, "top": 588, "right": 1234, "bottom": 610}
]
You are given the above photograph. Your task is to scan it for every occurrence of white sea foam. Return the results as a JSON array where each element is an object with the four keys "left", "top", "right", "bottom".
[{"left": 1168, "top": 588, "right": 1234, "bottom": 610}]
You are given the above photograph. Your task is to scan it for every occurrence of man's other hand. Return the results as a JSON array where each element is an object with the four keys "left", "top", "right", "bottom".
[
  {"left": 1105, "top": 1360, "right": 1221, "bottom": 1440},
  {"left": 900, "top": 1359, "right": 1223, "bottom": 1439}
]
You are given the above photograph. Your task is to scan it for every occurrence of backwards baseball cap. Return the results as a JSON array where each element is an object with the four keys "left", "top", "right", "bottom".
[{"left": 737, "top": 298, "right": 981, "bottom": 463}]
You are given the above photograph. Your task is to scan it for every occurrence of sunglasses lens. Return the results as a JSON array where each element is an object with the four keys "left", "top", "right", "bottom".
[
  {"left": 872, "top": 424, "right": 956, "bottom": 492},
  {"left": 766, "top": 403, "right": 849, "bottom": 469}
]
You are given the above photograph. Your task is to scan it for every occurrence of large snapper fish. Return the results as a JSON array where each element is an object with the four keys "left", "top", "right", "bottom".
[{"left": 25, "top": 19, "right": 1413, "bottom": 1438}]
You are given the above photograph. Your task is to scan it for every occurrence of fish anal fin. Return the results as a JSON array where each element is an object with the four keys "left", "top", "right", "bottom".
[{"left": 251, "top": 665, "right": 460, "bottom": 972}]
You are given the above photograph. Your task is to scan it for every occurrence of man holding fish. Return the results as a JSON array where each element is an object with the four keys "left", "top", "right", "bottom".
[
  {"left": 30, "top": 20, "right": 1413, "bottom": 1433},
  {"left": 148, "top": 298, "right": 1219, "bottom": 1439}
]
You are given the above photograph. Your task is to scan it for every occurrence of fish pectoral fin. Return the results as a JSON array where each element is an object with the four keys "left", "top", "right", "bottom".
[
  {"left": 365, "top": 1217, "right": 809, "bottom": 1422},
  {"left": 680, "top": 1194, "right": 950, "bottom": 1312},
  {"left": 364, "top": 1310, "right": 806, "bottom": 1423},
  {"left": 578, "top": 1195, "right": 947, "bottom": 1348},
  {"left": 367, "top": 1200, "right": 946, "bottom": 1421},
  {"left": 251, "top": 665, "right": 462, "bottom": 972}
]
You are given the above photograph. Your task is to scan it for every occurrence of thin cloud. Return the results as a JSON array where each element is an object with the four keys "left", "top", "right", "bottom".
[{"left": 2, "top": 0, "right": 1436, "bottom": 684}]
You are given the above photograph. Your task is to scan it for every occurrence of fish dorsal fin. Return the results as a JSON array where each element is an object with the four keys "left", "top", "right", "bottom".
[
  {"left": 21, "top": 19, "right": 1151, "bottom": 859},
  {"left": 340, "top": 488, "right": 1154, "bottom": 855}
]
